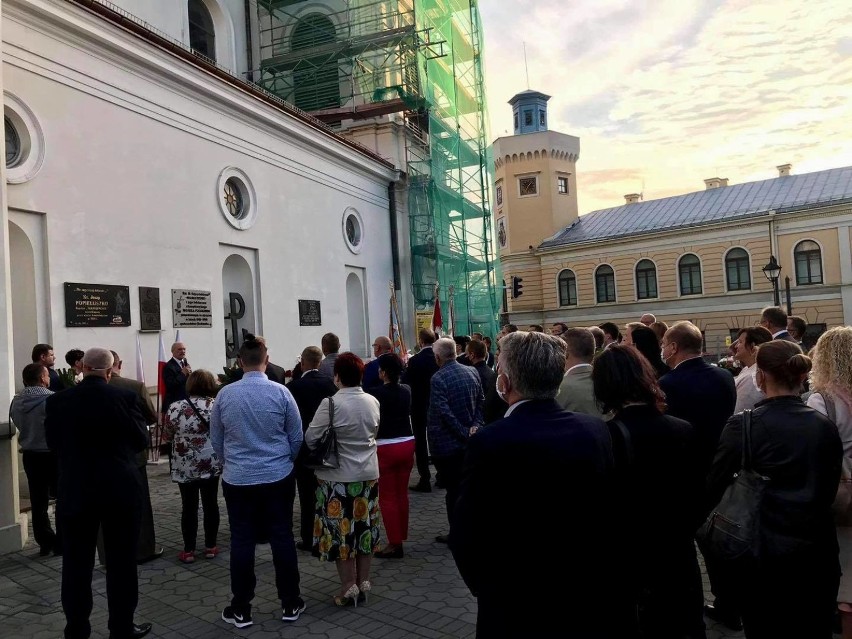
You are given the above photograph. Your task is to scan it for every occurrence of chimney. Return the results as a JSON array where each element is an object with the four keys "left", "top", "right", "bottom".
[
  {"left": 624, "top": 193, "right": 641, "bottom": 204},
  {"left": 704, "top": 177, "right": 729, "bottom": 190},
  {"left": 777, "top": 163, "right": 792, "bottom": 177}
]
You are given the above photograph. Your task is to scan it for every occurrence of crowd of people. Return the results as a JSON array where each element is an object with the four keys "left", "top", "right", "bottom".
[{"left": 7, "top": 303, "right": 851, "bottom": 639}]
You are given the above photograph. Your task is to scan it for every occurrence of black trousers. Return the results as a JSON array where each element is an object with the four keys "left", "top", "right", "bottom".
[
  {"left": 177, "top": 476, "right": 220, "bottom": 551},
  {"left": 61, "top": 505, "right": 141, "bottom": 639},
  {"left": 135, "top": 464, "right": 158, "bottom": 561},
  {"left": 222, "top": 474, "right": 301, "bottom": 613},
  {"left": 411, "top": 413, "right": 431, "bottom": 482},
  {"left": 22, "top": 451, "right": 59, "bottom": 551},
  {"left": 294, "top": 461, "right": 317, "bottom": 547},
  {"left": 432, "top": 450, "right": 465, "bottom": 526}
]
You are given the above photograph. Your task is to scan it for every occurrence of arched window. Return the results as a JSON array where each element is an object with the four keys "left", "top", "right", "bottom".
[
  {"left": 595, "top": 265, "right": 616, "bottom": 303},
  {"left": 635, "top": 259, "right": 657, "bottom": 299},
  {"left": 795, "top": 240, "right": 823, "bottom": 285},
  {"left": 725, "top": 248, "right": 751, "bottom": 291},
  {"left": 188, "top": 0, "right": 216, "bottom": 61},
  {"left": 558, "top": 270, "right": 577, "bottom": 306},
  {"left": 292, "top": 14, "right": 340, "bottom": 112},
  {"left": 678, "top": 254, "right": 702, "bottom": 295}
]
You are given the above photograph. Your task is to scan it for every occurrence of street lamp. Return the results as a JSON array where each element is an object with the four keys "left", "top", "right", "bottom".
[{"left": 762, "top": 255, "right": 782, "bottom": 306}]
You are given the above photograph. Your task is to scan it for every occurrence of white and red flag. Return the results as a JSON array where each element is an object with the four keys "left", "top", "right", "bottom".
[{"left": 432, "top": 284, "right": 443, "bottom": 336}]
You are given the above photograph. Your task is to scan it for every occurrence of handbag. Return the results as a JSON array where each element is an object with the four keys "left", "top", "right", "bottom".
[
  {"left": 697, "top": 409, "right": 770, "bottom": 560},
  {"left": 823, "top": 394, "right": 852, "bottom": 526},
  {"left": 305, "top": 397, "right": 339, "bottom": 471}
]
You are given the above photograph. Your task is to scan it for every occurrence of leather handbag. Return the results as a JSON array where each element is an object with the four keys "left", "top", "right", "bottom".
[
  {"left": 697, "top": 409, "right": 770, "bottom": 560},
  {"left": 305, "top": 397, "right": 339, "bottom": 471}
]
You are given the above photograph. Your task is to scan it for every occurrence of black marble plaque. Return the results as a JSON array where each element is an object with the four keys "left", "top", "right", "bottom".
[
  {"left": 139, "top": 287, "right": 161, "bottom": 331},
  {"left": 64, "top": 282, "right": 131, "bottom": 327},
  {"left": 298, "top": 300, "right": 322, "bottom": 326}
]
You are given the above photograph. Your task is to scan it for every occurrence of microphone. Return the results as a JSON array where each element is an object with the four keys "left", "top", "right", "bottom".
[{"left": 182, "top": 359, "right": 189, "bottom": 368}]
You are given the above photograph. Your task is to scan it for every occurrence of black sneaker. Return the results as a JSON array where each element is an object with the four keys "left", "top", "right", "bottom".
[
  {"left": 281, "top": 599, "right": 306, "bottom": 622},
  {"left": 222, "top": 606, "right": 253, "bottom": 628}
]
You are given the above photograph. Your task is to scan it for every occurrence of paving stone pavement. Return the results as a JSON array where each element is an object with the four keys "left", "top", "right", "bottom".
[{"left": 0, "top": 463, "right": 742, "bottom": 638}]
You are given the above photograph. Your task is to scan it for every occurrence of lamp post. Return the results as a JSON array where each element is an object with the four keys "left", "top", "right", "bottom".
[{"left": 762, "top": 255, "right": 782, "bottom": 306}]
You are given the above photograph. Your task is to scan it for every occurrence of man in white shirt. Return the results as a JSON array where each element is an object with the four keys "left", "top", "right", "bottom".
[{"left": 732, "top": 326, "right": 773, "bottom": 413}]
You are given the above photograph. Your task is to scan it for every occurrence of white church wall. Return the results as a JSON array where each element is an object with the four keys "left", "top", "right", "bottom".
[{"left": 4, "top": 0, "right": 400, "bottom": 385}]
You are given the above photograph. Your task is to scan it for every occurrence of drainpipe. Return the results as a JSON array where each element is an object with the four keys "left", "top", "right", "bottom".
[
  {"left": 388, "top": 179, "right": 401, "bottom": 291},
  {"left": 244, "top": 0, "right": 253, "bottom": 82}
]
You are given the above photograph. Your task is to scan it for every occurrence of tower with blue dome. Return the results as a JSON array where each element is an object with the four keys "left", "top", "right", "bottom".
[{"left": 509, "top": 90, "right": 551, "bottom": 135}]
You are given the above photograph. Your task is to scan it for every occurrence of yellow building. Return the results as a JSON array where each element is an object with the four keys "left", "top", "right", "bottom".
[{"left": 495, "top": 92, "right": 852, "bottom": 354}]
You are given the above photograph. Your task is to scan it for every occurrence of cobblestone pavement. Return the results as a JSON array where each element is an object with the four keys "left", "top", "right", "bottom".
[{"left": 0, "top": 463, "right": 744, "bottom": 638}]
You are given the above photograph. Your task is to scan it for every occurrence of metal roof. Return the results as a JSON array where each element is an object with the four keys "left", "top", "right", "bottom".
[{"left": 540, "top": 166, "right": 852, "bottom": 248}]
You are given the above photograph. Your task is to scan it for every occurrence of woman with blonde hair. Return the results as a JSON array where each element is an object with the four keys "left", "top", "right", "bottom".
[{"left": 807, "top": 327, "right": 852, "bottom": 637}]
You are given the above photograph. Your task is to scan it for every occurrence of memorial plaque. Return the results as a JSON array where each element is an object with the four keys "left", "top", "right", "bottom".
[
  {"left": 64, "top": 282, "right": 131, "bottom": 327},
  {"left": 298, "top": 300, "right": 322, "bottom": 326},
  {"left": 172, "top": 289, "right": 212, "bottom": 328},
  {"left": 139, "top": 287, "right": 161, "bottom": 331}
]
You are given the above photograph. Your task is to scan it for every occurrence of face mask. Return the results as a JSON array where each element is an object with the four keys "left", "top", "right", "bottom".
[
  {"left": 660, "top": 348, "right": 667, "bottom": 363},
  {"left": 496, "top": 373, "right": 509, "bottom": 402}
]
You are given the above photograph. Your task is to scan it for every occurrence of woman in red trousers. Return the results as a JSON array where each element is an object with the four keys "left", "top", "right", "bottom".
[{"left": 367, "top": 353, "right": 414, "bottom": 558}]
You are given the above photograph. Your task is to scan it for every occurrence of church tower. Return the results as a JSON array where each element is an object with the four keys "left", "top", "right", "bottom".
[{"left": 492, "top": 91, "right": 580, "bottom": 257}]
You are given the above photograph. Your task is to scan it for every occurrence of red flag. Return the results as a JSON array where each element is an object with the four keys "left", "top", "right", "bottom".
[
  {"left": 432, "top": 294, "right": 443, "bottom": 335},
  {"left": 157, "top": 333, "right": 167, "bottom": 401}
]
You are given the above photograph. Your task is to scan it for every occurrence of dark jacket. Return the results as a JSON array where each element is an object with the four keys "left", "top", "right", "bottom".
[
  {"left": 265, "top": 361, "right": 287, "bottom": 384},
  {"left": 707, "top": 396, "right": 842, "bottom": 557},
  {"left": 286, "top": 370, "right": 338, "bottom": 433},
  {"left": 659, "top": 357, "right": 736, "bottom": 473},
  {"left": 361, "top": 358, "right": 383, "bottom": 391},
  {"left": 472, "top": 361, "right": 506, "bottom": 425},
  {"left": 366, "top": 383, "right": 413, "bottom": 440},
  {"left": 450, "top": 400, "right": 633, "bottom": 638},
  {"left": 45, "top": 376, "right": 148, "bottom": 515},
  {"left": 772, "top": 330, "right": 797, "bottom": 343},
  {"left": 47, "top": 368, "right": 64, "bottom": 393},
  {"left": 402, "top": 346, "right": 438, "bottom": 420},
  {"left": 161, "top": 359, "right": 188, "bottom": 414}
]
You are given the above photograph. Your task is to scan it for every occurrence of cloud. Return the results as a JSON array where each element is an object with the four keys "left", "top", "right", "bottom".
[{"left": 480, "top": 0, "right": 852, "bottom": 215}]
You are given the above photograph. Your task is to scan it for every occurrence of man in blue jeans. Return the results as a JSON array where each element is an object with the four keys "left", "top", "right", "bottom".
[{"left": 211, "top": 335, "right": 304, "bottom": 628}]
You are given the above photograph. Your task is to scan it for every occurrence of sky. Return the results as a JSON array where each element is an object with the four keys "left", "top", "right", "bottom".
[{"left": 479, "top": 0, "right": 852, "bottom": 215}]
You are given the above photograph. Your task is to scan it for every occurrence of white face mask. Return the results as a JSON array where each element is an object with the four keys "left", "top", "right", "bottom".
[{"left": 496, "top": 373, "right": 509, "bottom": 401}]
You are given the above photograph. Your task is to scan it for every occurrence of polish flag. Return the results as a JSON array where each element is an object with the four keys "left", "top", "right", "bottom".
[
  {"left": 135, "top": 333, "right": 146, "bottom": 385},
  {"left": 432, "top": 294, "right": 443, "bottom": 336},
  {"left": 157, "top": 333, "right": 167, "bottom": 406}
]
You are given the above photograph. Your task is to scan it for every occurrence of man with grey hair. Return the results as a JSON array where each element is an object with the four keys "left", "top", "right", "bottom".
[
  {"left": 45, "top": 348, "right": 152, "bottom": 639},
  {"left": 450, "top": 332, "right": 629, "bottom": 637},
  {"left": 557, "top": 328, "right": 604, "bottom": 417},
  {"left": 427, "top": 337, "right": 483, "bottom": 543},
  {"left": 640, "top": 312, "right": 656, "bottom": 326}
]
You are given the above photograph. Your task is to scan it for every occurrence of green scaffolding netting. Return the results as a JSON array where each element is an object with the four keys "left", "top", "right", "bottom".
[{"left": 255, "top": 0, "right": 501, "bottom": 338}]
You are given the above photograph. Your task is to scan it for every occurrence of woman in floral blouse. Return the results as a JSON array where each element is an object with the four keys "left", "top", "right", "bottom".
[{"left": 164, "top": 369, "right": 222, "bottom": 564}]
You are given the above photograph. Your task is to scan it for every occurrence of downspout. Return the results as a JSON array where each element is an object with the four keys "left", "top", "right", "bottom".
[
  {"left": 244, "top": 0, "right": 253, "bottom": 82},
  {"left": 388, "top": 179, "right": 401, "bottom": 291}
]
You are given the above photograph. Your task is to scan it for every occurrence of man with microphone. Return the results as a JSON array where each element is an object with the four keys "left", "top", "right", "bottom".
[{"left": 162, "top": 342, "right": 191, "bottom": 416}]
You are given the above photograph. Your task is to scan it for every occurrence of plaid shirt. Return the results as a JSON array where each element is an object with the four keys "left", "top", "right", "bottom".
[{"left": 427, "top": 360, "right": 484, "bottom": 457}]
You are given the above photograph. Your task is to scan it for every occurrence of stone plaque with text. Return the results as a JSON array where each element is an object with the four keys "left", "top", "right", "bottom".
[
  {"left": 172, "top": 289, "right": 212, "bottom": 328},
  {"left": 64, "top": 282, "right": 131, "bottom": 327},
  {"left": 139, "top": 286, "right": 161, "bottom": 331},
  {"left": 298, "top": 300, "right": 322, "bottom": 326}
]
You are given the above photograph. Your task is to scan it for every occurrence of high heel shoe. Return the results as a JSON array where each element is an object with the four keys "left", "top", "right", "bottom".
[
  {"left": 357, "top": 580, "right": 372, "bottom": 605},
  {"left": 333, "top": 583, "right": 360, "bottom": 608}
]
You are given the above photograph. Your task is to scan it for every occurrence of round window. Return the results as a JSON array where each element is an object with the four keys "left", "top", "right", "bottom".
[
  {"left": 5, "top": 117, "right": 21, "bottom": 168},
  {"left": 223, "top": 178, "right": 245, "bottom": 219},
  {"left": 342, "top": 208, "right": 363, "bottom": 254}
]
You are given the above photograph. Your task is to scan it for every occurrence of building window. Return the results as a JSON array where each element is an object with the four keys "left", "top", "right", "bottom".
[
  {"left": 496, "top": 184, "right": 503, "bottom": 205},
  {"left": 223, "top": 178, "right": 246, "bottom": 219},
  {"left": 558, "top": 270, "right": 577, "bottom": 306},
  {"left": 557, "top": 176, "right": 568, "bottom": 194},
  {"left": 539, "top": 110, "right": 546, "bottom": 127},
  {"left": 513, "top": 113, "right": 518, "bottom": 130},
  {"left": 678, "top": 254, "right": 702, "bottom": 295},
  {"left": 292, "top": 14, "right": 340, "bottom": 111},
  {"left": 725, "top": 247, "right": 751, "bottom": 291},
  {"left": 343, "top": 207, "right": 364, "bottom": 254},
  {"left": 217, "top": 167, "right": 258, "bottom": 230},
  {"left": 595, "top": 265, "right": 616, "bottom": 303},
  {"left": 635, "top": 259, "right": 658, "bottom": 299},
  {"left": 188, "top": 0, "right": 216, "bottom": 61},
  {"left": 519, "top": 176, "right": 537, "bottom": 196},
  {"left": 795, "top": 240, "right": 823, "bottom": 285},
  {"left": 524, "top": 110, "right": 533, "bottom": 127},
  {"left": 4, "top": 116, "right": 21, "bottom": 168}
]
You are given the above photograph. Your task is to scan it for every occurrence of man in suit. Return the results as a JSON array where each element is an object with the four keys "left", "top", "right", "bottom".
[
  {"left": 286, "top": 346, "right": 337, "bottom": 551},
  {"left": 32, "top": 343, "right": 64, "bottom": 392},
  {"left": 759, "top": 306, "right": 796, "bottom": 342},
  {"left": 598, "top": 321, "right": 621, "bottom": 349},
  {"left": 450, "top": 332, "right": 632, "bottom": 638},
  {"left": 466, "top": 339, "right": 506, "bottom": 425},
  {"left": 786, "top": 315, "right": 807, "bottom": 346},
  {"left": 109, "top": 352, "right": 162, "bottom": 564},
  {"left": 454, "top": 335, "right": 472, "bottom": 366},
  {"left": 402, "top": 328, "right": 439, "bottom": 492},
  {"left": 162, "top": 342, "right": 190, "bottom": 415},
  {"left": 659, "top": 321, "right": 738, "bottom": 631},
  {"left": 362, "top": 335, "right": 393, "bottom": 390},
  {"left": 557, "top": 328, "right": 605, "bottom": 418},
  {"left": 45, "top": 348, "right": 152, "bottom": 639},
  {"left": 428, "top": 337, "right": 483, "bottom": 543},
  {"left": 317, "top": 333, "right": 340, "bottom": 380}
]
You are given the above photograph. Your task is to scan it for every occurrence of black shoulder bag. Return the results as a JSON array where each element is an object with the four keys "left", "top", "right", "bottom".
[
  {"left": 697, "top": 409, "right": 770, "bottom": 560},
  {"left": 305, "top": 398, "right": 339, "bottom": 471}
]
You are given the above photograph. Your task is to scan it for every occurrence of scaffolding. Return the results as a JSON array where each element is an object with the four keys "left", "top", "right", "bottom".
[{"left": 254, "top": 0, "right": 500, "bottom": 337}]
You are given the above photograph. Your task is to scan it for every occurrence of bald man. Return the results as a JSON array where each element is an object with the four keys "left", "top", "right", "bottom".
[{"left": 363, "top": 335, "right": 394, "bottom": 390}]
